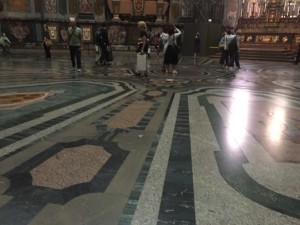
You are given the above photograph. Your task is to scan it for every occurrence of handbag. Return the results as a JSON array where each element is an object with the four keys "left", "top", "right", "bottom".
[
  {"left": 218, "top": 43, "right": 225, "bottom": 48},
  {"left": 45, "top": 39, "right": 52, "bottom": 47}
]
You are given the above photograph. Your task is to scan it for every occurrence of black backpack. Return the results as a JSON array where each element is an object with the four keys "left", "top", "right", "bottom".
[
  {"left": 228, "top": 37, "right": 238, "bottom": 51},
  {"left": 95, "top": 30, "right": 103, "bottom": 46}
]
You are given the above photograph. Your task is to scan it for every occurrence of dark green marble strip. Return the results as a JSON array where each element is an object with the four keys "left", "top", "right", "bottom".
[
  {"left": 1, "top": 139, "right": 128, "bottom": 225},
  {"left": 157, "top": 95, "right": 195, "bottom": 225},
  {"left": 118, "top": 94, "right": 175, "bottom": 225},
  {"left": 198, "top": 95, "right": 300, "bottom": 219},
  {"left": 0, "top": 88, "right": 131, "bottom": 161}
]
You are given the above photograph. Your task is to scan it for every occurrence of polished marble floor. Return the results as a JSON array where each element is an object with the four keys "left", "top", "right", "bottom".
[{"left": 0, "top": 49, "right": 299, "bottom": 225}]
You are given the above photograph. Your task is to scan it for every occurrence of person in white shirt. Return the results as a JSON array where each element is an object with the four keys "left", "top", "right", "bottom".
[
  {"left": 225, "top": 30, "right": 241, "bottom": 69},
  {"left": 161, "top": 25, "right": 182, "bottom": 74}
]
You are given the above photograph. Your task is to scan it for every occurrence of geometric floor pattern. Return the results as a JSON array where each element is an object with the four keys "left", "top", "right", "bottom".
[{"left": 0, "top": 50, "right": 299, "bottom": 225}]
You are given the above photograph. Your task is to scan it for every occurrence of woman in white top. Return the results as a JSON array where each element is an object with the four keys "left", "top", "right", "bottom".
[{"left": 161, "top": 25, "right": 182, "bottom": 74}]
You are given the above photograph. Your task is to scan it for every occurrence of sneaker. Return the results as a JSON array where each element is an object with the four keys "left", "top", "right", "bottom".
[
  {"left": 172, "top": 70, "right": 178, "bottom": 74},
  {"left": 77, "top": 69, "right": 81, "bottom": 72},
  {"left": 73, "top": 67, "right": 76, "bottom": 71}
]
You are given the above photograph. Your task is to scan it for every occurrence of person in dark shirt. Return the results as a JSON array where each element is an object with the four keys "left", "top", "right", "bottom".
[
  {"left": 43, "top": 28, "right": 51, "bottom": 59},
  {"left": 99, "top": 24, "right": 111, "bottom": 66},
  {"left": 193, "top": 32, "right": 200, "bottom": 58},
  {"left": 295, "top": 44, "right": 300, "bottom": 65}
]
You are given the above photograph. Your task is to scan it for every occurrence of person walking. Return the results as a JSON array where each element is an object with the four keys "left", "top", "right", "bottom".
[
  {"left": 43, "top": 28, "right": 52, "bottom": 59},
  {"left": 0, "top": 32, "right": 11, "bottom": 54},
  {"left": 68, "top": 18, "right": 83, "bottom": 72},
  {"left": 193, "top": 32, "right": 200, "bottom": 58},
  {"left": 162, "top": 24, "right": 182, "bottom": 74}
]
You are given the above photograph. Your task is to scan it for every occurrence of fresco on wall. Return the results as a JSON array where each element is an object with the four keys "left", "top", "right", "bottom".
[
  {"left": 45, "top": 0, "right": 57, "bottom": 13},
  {"left": 8, "top": 0, "right": 30, "bottom": 12},
  {"left": 79, "top": 0, "right": 93, "bottom": 13},
  {"left": 107, "top": 25, "right": 127, "bottom": 45},
  {"left": 8, "top": 23, "right": 30, "bottom": 42}
]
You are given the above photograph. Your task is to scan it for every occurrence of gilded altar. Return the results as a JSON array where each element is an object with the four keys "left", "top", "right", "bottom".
[{"left": 238, "top": 0, "right": 300, "bottom": 50}]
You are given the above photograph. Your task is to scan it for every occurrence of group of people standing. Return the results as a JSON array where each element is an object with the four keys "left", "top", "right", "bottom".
[
  {"left": 219, "top": 30, "right": 241, "bottom": 69},
  {"left": 43, "top": 18, "right": 83, "bottom": 72},
  {"left": 136, "top": 22, "right": 182, "bottom": 76}
]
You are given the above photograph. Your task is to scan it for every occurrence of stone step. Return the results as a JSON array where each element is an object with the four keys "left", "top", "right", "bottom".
[{"left": 210, "top": 48, "right": 297, "bottom": 62}]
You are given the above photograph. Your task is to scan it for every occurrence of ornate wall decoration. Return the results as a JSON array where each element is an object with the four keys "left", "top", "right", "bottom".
[
  {"left": 60, "top": 27, "right": 68, "bottom": 42},
  {"left": 8, "top": 23, "right": 30, "bottom": 42},
  {"left": 133, "top": 0, "right": 144, "bottom": 15},
  {"left": 94, "top": 0, "right": 104, "bottom": 16},
  {"left": 255, "top": 35, "right": 279, "bottom": 43},
  {"left": 82, "top": 26, "right": 92, "bottom": 41},
  {"left": 48, "top": 25, "right": 57, "bottom": 40},
  {"left": 45, "top": 0, "right": 57, "bottom": 13},
  {"left": 107, "top": 25, "right": 126, "bottom": 45},
  {"left": 79, "top": 0, "right": 93, "bottom": 13},
  {"left": 8, "top": 0, "right": 30, "bottom": 12}
]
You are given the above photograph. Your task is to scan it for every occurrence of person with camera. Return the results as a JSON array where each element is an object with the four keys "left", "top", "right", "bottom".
[{"left": 162, "top": 24, "right": 182, "bottom": 74}]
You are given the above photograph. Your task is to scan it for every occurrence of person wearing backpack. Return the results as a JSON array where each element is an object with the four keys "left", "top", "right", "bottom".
[{"left": 226, "top": 30, "right": 241, "bottom": 69}]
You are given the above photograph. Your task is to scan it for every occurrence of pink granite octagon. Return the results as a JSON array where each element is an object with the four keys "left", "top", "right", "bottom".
[
  {"left": 30, "top": 145, "right": 111, "bottom": 190},
  {"left": 106, "top": 100, "right": 152, "bottom": 129}
]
